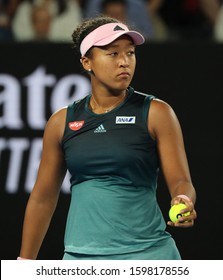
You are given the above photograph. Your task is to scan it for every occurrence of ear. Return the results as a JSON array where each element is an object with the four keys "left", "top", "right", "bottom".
[{"left": 80, "top": 56, "right": 91, "bottom": 72}]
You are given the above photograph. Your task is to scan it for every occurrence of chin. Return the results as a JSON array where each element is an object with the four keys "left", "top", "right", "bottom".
[
  {"left": 117, "top": 81, "right": 131, "bottom": 89},
  {"left": 114, "top": 86, "right": 129, "bottom": 92}
]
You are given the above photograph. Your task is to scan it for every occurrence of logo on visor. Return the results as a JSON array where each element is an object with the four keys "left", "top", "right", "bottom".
[{"left": 113, "top": 25, "right": 125, "bottom": 31}]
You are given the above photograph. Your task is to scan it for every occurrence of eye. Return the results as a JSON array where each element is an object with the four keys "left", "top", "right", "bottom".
[
  {"left": 128, "top": 50, "right": 135, "bottom": 56},
  {"left": 109, "top": 52, "right": 118, "bottom": 57}
]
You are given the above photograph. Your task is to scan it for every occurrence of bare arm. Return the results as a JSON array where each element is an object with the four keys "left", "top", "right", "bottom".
[
  {"left": 149, "top": 99, "right": 197, "bottom": 227},
  {"left": 19, "top": 108, "right": 67, "bottom": 259}
]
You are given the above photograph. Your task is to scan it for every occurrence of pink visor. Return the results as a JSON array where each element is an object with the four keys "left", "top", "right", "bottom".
[{"left": 80, "top": 22, "right": 145, "bottom": 57}]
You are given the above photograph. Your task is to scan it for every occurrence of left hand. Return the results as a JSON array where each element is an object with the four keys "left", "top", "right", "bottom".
[{"left": 167, "top": 196, "right": 197, "bottom": 228}]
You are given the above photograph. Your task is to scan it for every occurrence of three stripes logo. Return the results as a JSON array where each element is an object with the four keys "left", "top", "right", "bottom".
[{"left": 94, "top": 124, "right": 107, "bottom": 133}]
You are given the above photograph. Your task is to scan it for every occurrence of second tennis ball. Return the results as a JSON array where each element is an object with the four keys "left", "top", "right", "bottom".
[{"left": 169, "top": 203, "right": 190, "bottom": 223}]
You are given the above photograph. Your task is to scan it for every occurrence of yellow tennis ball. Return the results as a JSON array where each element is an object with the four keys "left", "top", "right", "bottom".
[{"left": 169, "top": 203, "right": 190, "bottom": 223}]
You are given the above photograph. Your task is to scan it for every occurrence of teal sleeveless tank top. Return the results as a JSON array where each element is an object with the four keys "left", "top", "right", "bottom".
[{"left": 62, "top": 87, "right": 171, "bottom": 255}]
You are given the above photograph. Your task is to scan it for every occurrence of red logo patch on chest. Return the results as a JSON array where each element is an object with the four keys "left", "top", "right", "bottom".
[{"left": 69, "top": 121, "right": 84, "bottom": 131}]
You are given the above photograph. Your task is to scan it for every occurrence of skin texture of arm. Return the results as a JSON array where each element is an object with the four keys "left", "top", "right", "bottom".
[
  {"left": 148, "top": 99, "right": 197, "bottom": 227},
  {"left": 19, "top": 108, "right": 67, "bottom": 259}
]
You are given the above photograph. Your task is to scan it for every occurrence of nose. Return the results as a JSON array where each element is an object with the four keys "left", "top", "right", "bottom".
[{"left": 118, "top": 54, "right": 129, "bottom": 68}]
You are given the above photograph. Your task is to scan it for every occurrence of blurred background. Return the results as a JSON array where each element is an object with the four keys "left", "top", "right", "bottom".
[{"left": 1, "top": 0, "right": 223, "bottom": 260}]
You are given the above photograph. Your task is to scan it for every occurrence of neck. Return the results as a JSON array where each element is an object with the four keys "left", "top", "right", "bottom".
[{"left": 90, "top": 89, "right": 128, "bottom": 113}]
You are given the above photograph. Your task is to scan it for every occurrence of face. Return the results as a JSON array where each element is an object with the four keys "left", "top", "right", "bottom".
[
  {"left": 32, "top": 8, "right": 51, "bottom": 39},
  {"left": 103, "top": 3, "right": 127, "bottom": 22},
  {"left": 82, "top": 35, "right": 136, "bottom": 92}
]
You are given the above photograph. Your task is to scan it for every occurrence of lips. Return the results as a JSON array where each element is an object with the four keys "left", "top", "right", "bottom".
[{"left": 118, "top": 72, "right": 130, "bottom": 77}]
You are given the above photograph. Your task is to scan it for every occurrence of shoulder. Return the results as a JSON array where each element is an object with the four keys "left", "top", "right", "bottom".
[
  {"left": 44, "top": 106, "right": 68, "bottom": 143},
  {"left": 149, "top": 99, "right": 181, "bottom": 139},
  {"left": 150, "top": 98, "right": 175, "bottom": 116},
  {"left": 47, "top": 106, "right": 67, "bottom": 126}
]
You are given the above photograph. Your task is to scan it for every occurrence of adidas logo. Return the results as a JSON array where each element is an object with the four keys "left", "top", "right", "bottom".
[
  {"left": 113, "top": 25, "right": 125, "bottom": 31},
  {"left": 94, "top": 124, "right": 107, "bottom": 133}
]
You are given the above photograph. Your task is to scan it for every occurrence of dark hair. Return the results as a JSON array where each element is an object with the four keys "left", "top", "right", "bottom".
[{"left": 72, "top": 16, "right": 120, "bottom": 57}]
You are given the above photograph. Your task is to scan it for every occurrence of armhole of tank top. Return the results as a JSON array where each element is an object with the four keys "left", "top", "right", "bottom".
[
  {"left": 142, "top": 95, "right": 156, "bottom": 141},
  {"left": 61, "top": 103, "right": 73, "bottom": 146}
]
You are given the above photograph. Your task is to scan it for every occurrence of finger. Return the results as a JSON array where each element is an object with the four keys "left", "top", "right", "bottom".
[{"left": 174, "top": 220, "right": 194, "bottom": 227}]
